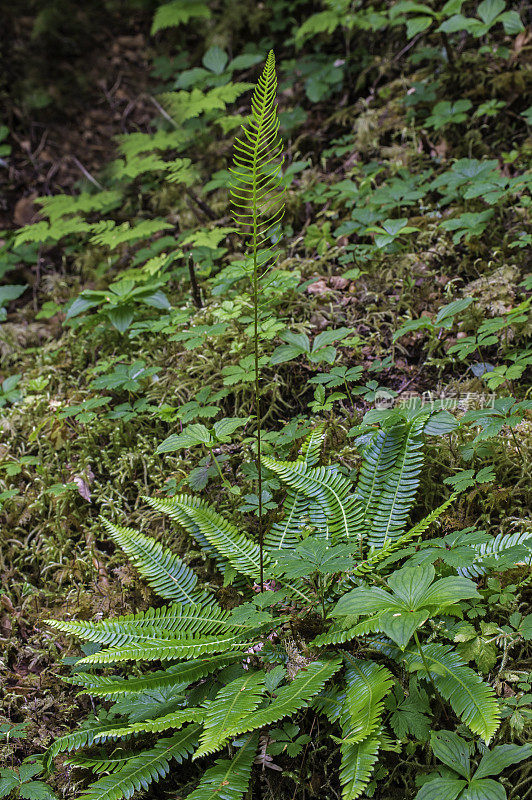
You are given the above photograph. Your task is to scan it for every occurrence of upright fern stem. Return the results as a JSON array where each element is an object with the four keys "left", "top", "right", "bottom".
[{"left": 229, "top": 50, "right": 285, "bottom": 588}]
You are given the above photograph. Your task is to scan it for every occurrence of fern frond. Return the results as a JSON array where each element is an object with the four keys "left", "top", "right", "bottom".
[
  {"left": 66, "top": 751, "right": 132, "bottom": 774},
  {"left": 229, "top": 50, "right": 285, "bottom": 260},
  {"left": 458, "top": 530, "right": 532, "bottom": 578},
  {"left": 359, "top": 419, "right": 427, "bottom": 546},
  {"left": 37, "top": 190, "right": 122, "bottom": 223},
  {"left": 65, "top": 654, "right": 242, "bottom": 698},
  {"left": 299, "top": 423, "right": 327, "bottom": 467},
  {"left": 146, "top": 495, "right": 264, "bottom": 579},
  {"left": 341, "top": 657, "right": 394, "bottom": 744},
  {"left": 265, "top": 493, "right": 325, "bottom": 554},
  {"left": 186, "top": 733, "right": 259, "bottom": 800},
  {"left": 310, "top": 625, "right": 361, "bottom": 648},
  {"left": 89, "top": 219, "right": 173, "bottom": 250},
  {"left": 265, "top": 425, "right": 328, "bottom": 553},
  {"left": 144, "top": 495, "right": 232, "bottom": 574},
  {"left": 340, "top": 732, "right": 381, "bottom": 800},
  {"left": 224, "top": 657, "right": 343, "bottom": 737},
  {"left": 46, "top": 602, "right": 232, "bottom": 647},
  {"left": 101, "top": 518, "right": 207, "bottom": 604},
  {"left": 262, "top": 457, "right": 363, "bottom": 543},
  {"left": 77, "top": 726, "right": 199, "bottom": 800},
  {"left": 151, "top": 1, "right": 211, "bottom": 34},
  {"left": 194, "top": 672, "right": 266, "bottom": 759},
  {"left": 77, "top": 632, "right": 261, "bottom": 665},
  {"left": 97, "top": 710, "right": 206, "bottom": 739},
  {"left": 45, "top": 721, "right": 136, "bottom": 765},
  {"left": 350, "top": 493, "right": 458, "bottom": 577},
  {"left": 405, "top": 643, "right": 500, "bottom": 742}
]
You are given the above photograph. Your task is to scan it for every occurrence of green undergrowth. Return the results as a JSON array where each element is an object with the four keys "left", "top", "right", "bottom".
[{"left": 0, "top": 1, "right": 531, "bottom": 799}]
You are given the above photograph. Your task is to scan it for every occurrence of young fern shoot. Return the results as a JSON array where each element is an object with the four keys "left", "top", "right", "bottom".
[{"left": 229, "top": 50, "right": 285, "bottom": 587}]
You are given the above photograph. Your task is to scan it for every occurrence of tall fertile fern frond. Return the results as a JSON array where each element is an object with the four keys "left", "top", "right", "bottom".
[
  {"left": 100, "top": 518, "right": 207, "bottom": 604},
  {"left": 76, "top": 726, "right": 199, "bottom": 800},
  {"left": 229, "top": 50, "right": 285, "bottom": 270},
  {"left": 230, "top": 50, "right": 285, "bottom": 586}
]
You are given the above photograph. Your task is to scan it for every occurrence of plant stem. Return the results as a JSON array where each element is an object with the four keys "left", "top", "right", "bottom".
[
  {"left": 253, "top": 206, "right": 264, "bottom": 591},
  {"left": 440, "top": 32, "right": 455, "bottom": 68},
  {"left": 210, "top": 449, "right": 231, "bottom": 491},
  {"left": 413, "top": 630, "right": 447, "bottom": 716}
]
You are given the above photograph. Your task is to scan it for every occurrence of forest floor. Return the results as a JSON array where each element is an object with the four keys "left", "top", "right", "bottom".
[{"left": 0, "top": 4, "right": 531, "bottom": 799}]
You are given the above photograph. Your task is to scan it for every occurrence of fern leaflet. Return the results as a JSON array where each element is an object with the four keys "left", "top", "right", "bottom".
[
  {"left": 101, "top": 518, "right": 207, "bottom": 604},
  {"left": 77, "top": 726, "right": 199, "bottom": 800},
  {"left": 186, "top": 733, "right": 259, "bottom": 800},
  {"left": 194, "top": 672, "right": 266, "bottom": 759}
]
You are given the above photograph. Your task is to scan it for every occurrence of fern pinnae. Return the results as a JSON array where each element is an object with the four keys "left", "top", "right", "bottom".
[
  {"left": 186, "top": 733, "right": 260, "bottom": 800},
  {"left": 230, "top": 50, "right": 285, "bottom": 588},
  {"left": 76, "top": 727, "right": 200, "bottom": 800},
  {"left": 340, "top": 731, "right": 381, "bottom": 800},
  {"left": 223, "top": 657, "right": 343, "bottom": 738},
  {"left": 193, "top": 672, "right": 267, "bottom": 759},
  {"left": 100, "top": 518, "right": 206, "bottom": 604},
  {"left": 65, "top": 654, "right": 242, "bottom": 698},
  {"left": 76, "top": 630, "right": 264, "bottom": 665},
  {"left": 47, "top": 602, "right": 234, "bottom": 648}
]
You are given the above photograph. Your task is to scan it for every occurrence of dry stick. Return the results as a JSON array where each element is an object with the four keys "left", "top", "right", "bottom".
[
  {"left": 186, "top": 188, "right": 217, "bottom": 221},
  {"left": 188, "top": 254, "right": 203, "bottom": 309},
  {"left": 71, "top": 156, "right": 104, "bottom": 190}
]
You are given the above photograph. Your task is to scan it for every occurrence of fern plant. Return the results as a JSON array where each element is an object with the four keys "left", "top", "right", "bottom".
[{"left": 46, "top": 413, "right": 506, "bottom": 800}]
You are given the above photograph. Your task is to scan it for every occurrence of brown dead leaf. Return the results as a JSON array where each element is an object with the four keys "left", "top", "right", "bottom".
[
  {"left": 14, "top": 193, "right": 39, "bottom": 226},
  {"left": 329, "top": 276, "right": 349, "bottom": 290},
  {"left": 512, "top": 30, "right": 532, "bottom": 58}
]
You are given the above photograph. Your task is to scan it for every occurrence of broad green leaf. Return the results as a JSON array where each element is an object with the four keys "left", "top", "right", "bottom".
[
  {"left": 381, "top": 609, "right": 429, "bottom": 649},
  {"left": 387, "top": 565, "right": 436, "bottom": 607},
  {"left": 157, "top": 424, "right": 213, "bottom": 453},
  {"left": 460, "top": 779, "right": 505, "bottom": 800},
  {"left": 213, "top": 417, "right": 247, "bottom": 442},
  {"left": 431, "top": 730, "right": 471, "bottom": 778},
  {"left": 434, "top": 298, "right": 473, "bottom": 326},
  {"left": 0, "top": 284, "right": 28, "bottom": 307},
  {"left": 333, "top": 586, "right": 402, "bottom": 617},
  {"left": 202, "top": 46, "right": 229, "bottom": 75},
  {"left": 106, "top": 306, "right": 134, "bottom": 334},
  {"left": 313, "top": 327, "right": 351, "bottom": 351},
  {"left": 414, "top": 778, "right": 467, "bottom": 800},
  {"left": 406, "top": 15, "right": 433, "bottom": 37},
  {"left": 418, "top": 575, "right": 479, "bottom": 607},
  {"left": 474, "top": 743, "right": 532, "bottom": 779},
  {"left": 477, "top": 0, "right": 504, "bottom": 26}
]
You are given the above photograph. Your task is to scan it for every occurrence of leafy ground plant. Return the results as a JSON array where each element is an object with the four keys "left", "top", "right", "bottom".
[{"left": 44, "top": 415, "right": 526, "bottom": 800}]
